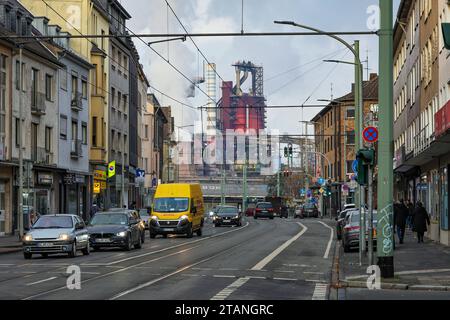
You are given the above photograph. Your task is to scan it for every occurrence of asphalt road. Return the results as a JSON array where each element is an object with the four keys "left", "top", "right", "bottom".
[{"left": 0, "top": 217, "right": 336, "bottom": 300}]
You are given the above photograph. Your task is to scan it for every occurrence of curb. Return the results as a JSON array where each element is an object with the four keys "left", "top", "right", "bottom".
[{"left": 339, "top": 280, "right": 450, "bottom": 291}]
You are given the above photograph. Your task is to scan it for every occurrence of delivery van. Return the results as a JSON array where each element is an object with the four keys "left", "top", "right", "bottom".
[{"left": 150, "top": 183, "right": 204, "bottom": 238}]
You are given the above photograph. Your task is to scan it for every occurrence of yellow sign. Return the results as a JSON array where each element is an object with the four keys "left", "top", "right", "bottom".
[
  {"left": 93, "top": 182, "right": 101, "bottom": 194},
  {"left": 108, "top": 161, "right": 116, "bottom": 178},
  {"left": 94, "top": 170, "right": 107, "bottom": 181},
  {"left": 100, "top": 181, "right": 107, "bottom": 190}
]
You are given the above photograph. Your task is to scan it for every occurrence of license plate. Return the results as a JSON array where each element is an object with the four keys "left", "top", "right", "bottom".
[
  {"left": 96, "top": 238, "right": 111, "bottom": 243},
  {"left": 38, "top": 242, "right": 53, "bottom": 247},
  {"left": 262, "top": 211, "right": 268, "bottom": 213},
  {"left": 164, "top": 228, "right": 175, "bottom": 232}
]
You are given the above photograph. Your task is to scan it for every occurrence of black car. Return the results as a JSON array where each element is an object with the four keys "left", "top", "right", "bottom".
[
  {"left": 254, "top": 202, "right": 275, "bottom": 219},
  {"left": 87, "top": 211, "right": 143, "bottom": 251},
  {"left": 302, "top": 203, "right": 319, "bottom": 218},
  {"left": 214, "top": 206, "right": 242, "bottom": 227}
]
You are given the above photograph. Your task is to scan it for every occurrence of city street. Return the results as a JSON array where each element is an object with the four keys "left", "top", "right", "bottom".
[{"left": 0, "top": 218, "right": 335, "bottom": 300}]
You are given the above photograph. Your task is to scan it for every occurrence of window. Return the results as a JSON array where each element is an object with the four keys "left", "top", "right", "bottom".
[
  {"left": 72, "top": 120, "right": 78, "bottom": 141},
  {"left": 346, "top": 107, "right": 355, "bottom": 119},
  {"left": 118, "top": 91, "right": 122, "bottom": 109},
  {"left": 92, "top": 116, "right": 97, "bottom": 146},
  {"left": 60, "top": 115, "right": 67, "bottom": 139},
  {"left": 15, "top": 118, "right": 20, "bottom": 147},
  {"left": 346, "top": 130, "right": 355, "bottom": 145},
  {"left": 145, "top": 125, "right": 148, "bottom": 139},
  {"left": 45, "top": 74, "right": 52, "bottom": 101},
  {"left": 15, "top": 61, "right": 24, "bottom": 90},
  {"left": 31, "top": 68, "right": 38, "bottom": 107},
  {"left": 0, "top": 55, "right": 6, "bottom": 138},
  {"left": 71, "top": 75, "right": 78, "bottom": 100},
  {"left": 346, "top": 160, "right": 354, "bottom": 174},
  {"left": 111, "top": 130, "right": 115, "bottom": 150},
  {"left": 82, "top": 123, "right": 87, "bottom": 145},
  {"left": 45, "top": 127, "right": 52, "bottom": 152},
  {"left": 111, "top": 87, "right": 115, "bottom": 107},
  {"left": 92, "top": 64, "right": 97, "bottom": 94},
  {"left": 60, "top": 68, "right": 67, "bottom": 90},
  {"left": 123, "top": 94, "right": 127, "bottom": 111},
  {"left": 101, "top": 29, "right": 105, "bottom": 50},
  {"left": 82, "top": 79, "right": 87, "bottom": 99}
]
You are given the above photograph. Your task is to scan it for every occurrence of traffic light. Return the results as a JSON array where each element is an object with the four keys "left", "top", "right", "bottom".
[
  {"left": 289, "top": 146, "right": 293, "bottom": 156},
  {"left": 356, "top": 149, "right": 375, "bottom": 186},
  {"left": 284, "top": 147, "right": 288, "bottom": 158}
]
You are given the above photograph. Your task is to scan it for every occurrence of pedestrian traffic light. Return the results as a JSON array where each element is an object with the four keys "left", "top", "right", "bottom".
[{"left": 356, "top": 148, "right": 375, "bottom": 186}]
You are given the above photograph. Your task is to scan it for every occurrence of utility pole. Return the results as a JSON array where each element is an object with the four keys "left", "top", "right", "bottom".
[
  {"left": 368, "top": 162, "right": 374, "bottom": 265},
  {"left": 120, "top": 136, "right": 125, "bottom": 208},
  {"left": 377, "top": 0, "right": 394, "bottom": 278},
  {"left": 221, "top": 164, "right": 226, "bottom": 205},
  {"left": 242, "top": 105, "right": 249, "bottom": 214},
  {"left": 18, "top": 45, "right": 23, "bottom": 238}
]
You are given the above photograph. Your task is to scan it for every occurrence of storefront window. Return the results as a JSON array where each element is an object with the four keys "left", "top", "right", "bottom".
[
  {"left": 36, "top": 189, "right": 49, "bottom": 215},
  {"left": 68, "top": 186, "right": 77, "bottom": 215}
]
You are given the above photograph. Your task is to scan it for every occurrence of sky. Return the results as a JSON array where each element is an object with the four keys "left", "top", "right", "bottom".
[{"left": 125, "top": 0, "right": 401, "bottom": 136}]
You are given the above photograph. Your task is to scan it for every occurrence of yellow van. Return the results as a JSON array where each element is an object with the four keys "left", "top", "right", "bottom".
[{"left": 150, "top": 183, "right": 204, "bottom": 238}]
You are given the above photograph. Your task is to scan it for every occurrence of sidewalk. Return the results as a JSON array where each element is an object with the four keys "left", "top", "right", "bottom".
[
  {"left": 338, "top": 229, "right": 450, "bottom": 291},
  {"left": 0, "top": 235, "right": 22, "bottom": 254}
]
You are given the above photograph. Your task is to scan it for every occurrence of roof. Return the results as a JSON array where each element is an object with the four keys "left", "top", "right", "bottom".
[
  {"left": 311, "top": 73, "right": 378, "bottom": 122},
  {"left": 394, "top": 0, "right": 413, "bottom": 52}
]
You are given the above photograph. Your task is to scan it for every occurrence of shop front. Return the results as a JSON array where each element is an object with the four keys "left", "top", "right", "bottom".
[
  {"left": 92, "top": 167, "right": 107, "bottom": 212},
  {"left": 59, "top": 173, "right": 89, "bottom": 219},
  {"left": 0, "top": 165, "right": 12, "bottom": 235}
]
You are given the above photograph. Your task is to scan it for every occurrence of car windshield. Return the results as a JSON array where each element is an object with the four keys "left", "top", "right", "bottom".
[
  {"left": 217, "top": 207, "right": 238, "bottom": 215},
  {"left": 33, "top": 216, "right": 73, "bottom": 229},
  {"left": 257, "top": 203, "right": 272, "bottom": 208},
  {"left": 153, "top": 198, "right": 189, "bottom": 213},
  {"left": 304, "top": 204, "right": 316, "bottom": 209},
  {"left": 90, "top": 214, "right": 128, "bottom": 226}
]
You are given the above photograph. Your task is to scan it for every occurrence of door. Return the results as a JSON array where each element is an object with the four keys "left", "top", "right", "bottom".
[
  {"left": 74, "top": 216, "right": 88, "bottom": 249},
  {"left": 441, "top": 167, "right": 449, "bottom": 231}
]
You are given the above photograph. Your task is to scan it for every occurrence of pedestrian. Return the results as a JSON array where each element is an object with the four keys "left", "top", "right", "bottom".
[
  {"left": 395, "top": 200, "right": 408, "bottom": 244},
  {"left": 406, "top": 200, "right": 414, "bottom": 230},
  {"left": 412, "top": 201, "right": 430, "bottom": 243}
]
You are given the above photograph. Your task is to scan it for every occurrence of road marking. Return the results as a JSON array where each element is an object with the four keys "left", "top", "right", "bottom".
[
  {"left": 311, "top": 283, "right": 328, "bottom": 300},
  {"left": 210, "top": 277, "right": 251, "bottom": 300},
  {"left": 317, "top": 221, "right": 334, "bottom": 259},
  {"left": 0, "top": 264, "right": 15, "bottom": 266},
  {"left": 304, "top": 271, "right": 324, "bottom": 275},
  {"left": 251, "top": 222, "right": 307, "bottom": 270},
  {"left": 274, "top": 270, "right": 295, "bottom": 273},
  {"left": 107, "top": 222, "right": 250, "bottom": 265},
  {"left": 213, "top": 275, "right": 236, "bottom": 278},
  {"left": 345, "top": 268, "right": 450, "bottom": 281},
  {"left": 305, "top": 279, "right": 327, "bottom": 283},
  {"left": 26, "top": 277, "right": 57, "bottom": 286},
  {"left": 273, "top": 277, "right": 297, "bottom": 281},
  {"left": 283, "top": 264, "right": 314, "bottom": 268}
]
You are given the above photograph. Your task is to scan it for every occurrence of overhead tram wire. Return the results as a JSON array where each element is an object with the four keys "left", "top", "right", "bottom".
[{"left": 165, "top": 0, "right": 226, "bottom": 84}]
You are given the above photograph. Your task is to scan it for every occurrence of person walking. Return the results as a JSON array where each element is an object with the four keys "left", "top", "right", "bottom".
[
  {"left": 413, "top": 202, "right": 430, "bottom": 243},
  {"left": 395, "top": 200, "right": 408, "bottom": 244},
  {"left": 406, "top": 200, "right": 414, "bottom": 230}
]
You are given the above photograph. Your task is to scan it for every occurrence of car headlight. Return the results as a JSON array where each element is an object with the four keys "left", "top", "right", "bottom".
[
  {"left": 151, "top": 215, "right": 158, "bottom": 220},
  {"left": 23, "top": 234, "right": 33, "bottom": 242},
  {"left": 116, "top": 231, "right": 127, "bottom": 237},
  {"left": 180, "top": 215, "right": 189, "bottom": 220},
  {"left": 58, "top": 234, "right": 70, "bottom": 241}
]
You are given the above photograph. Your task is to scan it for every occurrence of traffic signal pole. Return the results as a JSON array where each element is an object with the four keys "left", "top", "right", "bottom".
[{"left": 377, "top": 0, "right": 395, "bottom": 278}]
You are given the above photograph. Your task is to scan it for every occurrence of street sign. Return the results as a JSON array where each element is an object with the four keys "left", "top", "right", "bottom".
[
  {"left": 319, "top": 188, "right": 324, "bottom": 194},
  {"left": 93, "top": 182, "right": 101, "bottom": 194},
  {"left": 352, "top": 160, "right": 358, "bottom": 173},
  {"left": 318, "top": 178, "right": 325, "bottom": 185},
  {"left": 108, "top": 161, "right": 116, "bottom": 178},
  {"left": 363, "top": 126, "right": 379, "bottom": 143}
]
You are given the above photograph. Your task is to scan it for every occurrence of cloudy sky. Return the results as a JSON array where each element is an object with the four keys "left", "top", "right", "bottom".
[{"left": 125, "top": 0, "right": 401, "bottom": 135}]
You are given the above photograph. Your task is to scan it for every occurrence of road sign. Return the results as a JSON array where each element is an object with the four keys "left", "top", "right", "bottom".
[
  {"left": 93, "top": 182, "right": 101, "bottom": 194},
  {"left": 363, "top": 126, "right": 379, "bottom": 143},
  {"left": 318, "top": 178, "right": 325, "bottom": 185},
  {"left": 352, "top": 160, "right": 358, "bottom": 173},
  {"left": 108, "top": 161, "right": 116, "bottom": 178},
  {"left": 319, "top": 188, "right": 324, "bottom": 194}
]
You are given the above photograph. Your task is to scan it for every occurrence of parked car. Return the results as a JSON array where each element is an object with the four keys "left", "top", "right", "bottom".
[
  {"left": 88, "top": 211, "right": 143, "bottom": 251},
  {"left": 294, "top": 205, "right": 304, "bottom": 219},
  {"left": 302, "top": 203, "right": 319, "bottom": 218},
  {"left": 335, "top": 208, "right": 356, "bottom": 240},
  {"left": 254, "top": 202, "right": 274, "bottom": 220},
  {"left": 245, "top": 203, "right": 256, "bottom": 216},
  {"left": 280, "top": 205, "right": 289, "bottom": 218},
  {"left": 342, "top": 210, "right": 377, "bottom": 252},
  {"left": 22, "top": 214, "right": 90, "bottom": 259},
  {"left": 214, "top": 206, "right": 242, "bottom": 227}
]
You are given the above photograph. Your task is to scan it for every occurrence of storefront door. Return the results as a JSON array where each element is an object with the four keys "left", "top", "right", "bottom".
[
  {"left": 35, "top": 189, "right": 50, "bottom": 215},
  {"left": 441, "top": 167, "right": 449, "bottom": 231}
]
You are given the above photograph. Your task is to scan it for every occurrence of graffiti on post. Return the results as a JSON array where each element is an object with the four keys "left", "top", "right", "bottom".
[{"left": 377, "top": 203, "right": 394, "bottom": 255}]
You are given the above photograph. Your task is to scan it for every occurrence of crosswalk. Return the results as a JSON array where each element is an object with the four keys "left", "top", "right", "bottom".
[{"left": 311, "top": 283, "right": 328, "bottom": 300}]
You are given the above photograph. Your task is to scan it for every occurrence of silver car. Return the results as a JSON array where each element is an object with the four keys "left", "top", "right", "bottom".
[{"left": 22, "top": 214, "right": 90, "bottom": 259}]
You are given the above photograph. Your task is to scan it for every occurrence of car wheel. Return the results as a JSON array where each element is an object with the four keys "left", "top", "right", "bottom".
[
  {"left": 135, "top": 235, "right": 142, "bottom": 249},
  {"left": 23, "top": 252, "right": 32, "bottom": 260},
  {"left": 270, "top": 217, "right": 274, "bottom": 220},
  {"left": 163, "top": 234, "right": 168, "bottom": 238},
  {"left": 186, "top": 224, "right": 194, "bottom": 238},
  {"left": 68, "top": 241, "right": 77, "bottom": 258},
  {"left": 82, "top": 243, "right": 90, "bottom": 256},
  {"left": 214, "top": 223, "right": 220, "bottom": 227},
  {"left": 41, "top": 253, "right": 48, "bottom": 258},
  {"left": 196, "top": 228, "right": 202, "bottom": 237},
  {"left": 141, "top": 232, "right": 145, "bottom": 244},
  {"left": 150, "top": 232, "right": 156, "bottom": 239},
  {"left": 125, "top": 234, "right": 133, "bottom": 251}
]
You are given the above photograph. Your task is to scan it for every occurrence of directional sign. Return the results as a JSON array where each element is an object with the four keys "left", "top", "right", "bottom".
[
  {"left": 318, "top": 178, "right": 325, "bottom": 185},
  {"left": 363, "top": 126, "right": 379, "bottom": 143},
  {"left": 319, "top": 188, "right": 325, "bottom": 194},
  {"left": 352, "top": 160, "right": 358, "bottom": 173}
]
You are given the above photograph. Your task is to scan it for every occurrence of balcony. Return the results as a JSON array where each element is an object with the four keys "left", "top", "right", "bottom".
[
  {"left": 31, "top": 92, "right": 46, "bottom": 116},
  {"left": 70, "top": 140, "right": 82, "bottom": 158},
  {"left": 32, "top": 147, "right": 53, "bottom": 165},
  {"left": 413, "top": 125, "right": 433, "bottom": 158},
  {"left": 71, "top": 92, "right": 83, "bottom": 111}
]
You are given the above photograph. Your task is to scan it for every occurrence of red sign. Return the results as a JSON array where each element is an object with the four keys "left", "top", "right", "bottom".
[
  {"left": 435, "top": 100, "right": 450, "bottom": 138},
  {"left": 362, "top": 126, "right": 379, "bottom": 143}
]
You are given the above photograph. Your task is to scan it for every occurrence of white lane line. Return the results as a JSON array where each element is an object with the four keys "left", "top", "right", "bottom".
[
  {"left": 107, "top": 222, "right": 250, "bottom": 265},
  {"left": 305, "top": 279, "right": 327, "bottom": 283},
  {"left": 26, "top": 277, "right": 57, "bottom": 286},
  {"left": 273, "top": 277, "right": 297, "bottom": 281},
  {"left": 213, "top": 275, "right": 236, "bottom": 278},
  {"left": 304, "top": 271, "right": 324, "bottom": 275},
  {"left": 274, "top": 270, "right": 295, "bottom": 273},
  {"left": 317, "top": 221, "right": 334, "bottom": 259},
  {"left": 251, "top": 222, "right": 308, "bottom": 271},
  {"left": 311, "top": 283, "right": 328, "bottom": 300},
  {"left": 210, "top": 277, "right": 251, "bottom": 301}
]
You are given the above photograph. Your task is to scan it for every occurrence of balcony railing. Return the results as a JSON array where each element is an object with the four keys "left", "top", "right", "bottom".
[
  {"left": 31, "top": 92, "right": 46, "bottom": 116},
  {"left": 414, "top": 125, "right": 434, "bottom": 157},
  {"left": 70, "top": 139, "right": 82, "bottom": 158},
  {"left": 71, "top": 92, "right": 83, "bottom": 111},
  {"left": 32, "top": 147, "right": 53, "bottom": 165}
]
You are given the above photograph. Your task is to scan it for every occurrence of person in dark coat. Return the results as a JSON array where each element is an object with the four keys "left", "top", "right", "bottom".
[
  {"left": 413, "top": 202, "right": 430, "bottom": 243},
  {"left": 395, "top": 200, "right": 409, "bottom": 244},
  {"left": 406, "top": 200, "right": 414, "bottom": 230}
]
